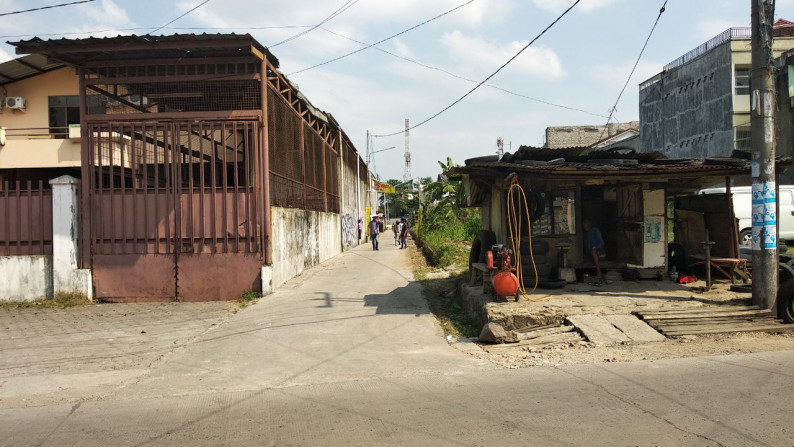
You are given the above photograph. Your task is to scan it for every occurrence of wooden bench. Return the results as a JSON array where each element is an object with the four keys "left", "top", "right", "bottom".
[{"left": 688, "top": 255, "right": 750, "bottom": 284}]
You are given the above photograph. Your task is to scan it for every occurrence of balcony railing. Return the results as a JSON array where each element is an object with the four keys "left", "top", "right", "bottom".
[
  {"left": 3, "top": 126, "right": 70, "bottom": 139},
  {"left": 640, "top": 27, "right": 752, "bottom": 91},
  {"left": 664, "top": 27, "right": 751, "bottom": 72}
]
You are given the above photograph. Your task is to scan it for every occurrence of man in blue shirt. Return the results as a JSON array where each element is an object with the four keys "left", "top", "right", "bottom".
[{"left": 583, "top": 218, "right": 606, "bottom": 280}]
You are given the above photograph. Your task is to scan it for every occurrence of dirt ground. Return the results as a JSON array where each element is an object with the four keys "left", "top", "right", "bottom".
[
  {"left": 411, "top": 248, "right": 794, "bottom": 369},
  {"left": 455, "top": 331, "right": 794, "bottom": 369}
]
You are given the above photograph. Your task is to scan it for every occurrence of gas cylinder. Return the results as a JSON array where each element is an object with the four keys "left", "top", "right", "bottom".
[{"left": 492, "top": 270, "right": 519, "bottom": 296}]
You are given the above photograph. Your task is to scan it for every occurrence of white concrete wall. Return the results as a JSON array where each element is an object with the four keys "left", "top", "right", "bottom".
[
  {"left": 0, "top": 255, "right": 52, "bottom": 301},
  {"left": 270, "top": 206, "right": 342, "bottom": 289},
  {"left": 50, "top": 176, "right": 93, "bottom": 299}
]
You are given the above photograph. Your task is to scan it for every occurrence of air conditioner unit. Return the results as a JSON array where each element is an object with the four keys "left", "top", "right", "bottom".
[
  {"left": 5, "top": 97, "right": 25, "bottom": 110},
  {"left": 68, "top": 124, "right": 81, "bottom": 142}
]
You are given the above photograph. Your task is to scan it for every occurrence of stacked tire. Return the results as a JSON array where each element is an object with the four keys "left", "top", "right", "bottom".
[{"left": 520, "top": 240, "right": 550, "bottom": 280}]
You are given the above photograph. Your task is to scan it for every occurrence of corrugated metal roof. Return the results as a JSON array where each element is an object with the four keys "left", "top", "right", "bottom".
[
  {"left": 0, "top": 54, "right": 66, "bottom": 86},
  {"left": 9, "top": 33, "right": 279, "bottom": 68},
  {"left": 454, "top": 158, "right": 755, "bottom": 179},
  {"left": 492, "top": 145, "right": 666, "bottom": 165}
]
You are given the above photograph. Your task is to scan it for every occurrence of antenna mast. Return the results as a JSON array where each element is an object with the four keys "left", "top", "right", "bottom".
[{"left": 403, "top": 118, "right": 411, "bottom": 182}]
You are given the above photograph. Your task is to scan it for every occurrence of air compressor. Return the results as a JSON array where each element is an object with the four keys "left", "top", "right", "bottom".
[{"left": 486, "top": 244, "right": 520, "bottom": 301}]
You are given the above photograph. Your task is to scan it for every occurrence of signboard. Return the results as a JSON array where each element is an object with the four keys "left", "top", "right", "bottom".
[{"left": 373, "top": 180, "right": 396, "bottom": 194}]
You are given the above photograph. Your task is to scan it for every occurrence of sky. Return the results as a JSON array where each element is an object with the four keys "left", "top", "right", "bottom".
[{"left": 1, "top": 0, "right": 793, "bottom": 181}]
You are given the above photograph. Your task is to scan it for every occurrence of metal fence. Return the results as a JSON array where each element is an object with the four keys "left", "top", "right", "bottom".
[
  {"left": 268, "top": 86, "right": 341, "bottom": 213},
  {"left": 0, "top": 181, "right": 53, "bottom": 256},
  {"left": 85, "top": 120, "right": 260, "bottom": 256},
  {"left": 664, "top": 27, "right": 751, "bottom": 72}
]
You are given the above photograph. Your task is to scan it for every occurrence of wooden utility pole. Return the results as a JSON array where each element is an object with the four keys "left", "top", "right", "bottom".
[{"left": 751, "top": 0, "right": 778, "bottom": 311}]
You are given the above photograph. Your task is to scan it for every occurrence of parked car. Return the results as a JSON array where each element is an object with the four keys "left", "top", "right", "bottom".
[{"left": 699, "top": 185, "right": 794, "bottom": 245}]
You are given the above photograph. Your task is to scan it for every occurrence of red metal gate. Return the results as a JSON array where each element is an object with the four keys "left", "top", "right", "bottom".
[{"left": 85, "top": 120, "right": 263, "bottom": 301}]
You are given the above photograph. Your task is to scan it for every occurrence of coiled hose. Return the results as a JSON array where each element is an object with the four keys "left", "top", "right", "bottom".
[{"left": 506, "top": 177, "right": 550, "bottom": 301}]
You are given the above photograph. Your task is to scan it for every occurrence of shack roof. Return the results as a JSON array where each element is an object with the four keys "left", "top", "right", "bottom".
[
  {"left": 9, "top": 33, "right": 279, "bottom": 67},
  {"left": 452, "top": 145, "right": 783, "bottom": 190}
]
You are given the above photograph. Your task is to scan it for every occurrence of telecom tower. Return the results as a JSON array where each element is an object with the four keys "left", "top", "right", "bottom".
[
  {"left": 497, "top": 137, "right": 504, "bottom": 159},
  {"left": 403, "top": 118, "right": 412, "bottom": 183}
]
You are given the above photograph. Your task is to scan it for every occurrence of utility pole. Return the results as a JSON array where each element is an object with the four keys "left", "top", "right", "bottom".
[
  {"left": 751, "top": 0, "right": 778, "bottom": 311},
  {"left": 403, "top": 119, "right": 412, "bottom": 182}
]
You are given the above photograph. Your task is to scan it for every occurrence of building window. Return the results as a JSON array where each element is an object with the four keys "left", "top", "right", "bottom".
[
  {"left": 735, "top": 67, "right": 750, "bottom": 96},
  {"left": 735, "top": 126, "right": 751, "bottom": 151},
  {"left": 48, "top": 96, "right": 80, "bottom": 139}
]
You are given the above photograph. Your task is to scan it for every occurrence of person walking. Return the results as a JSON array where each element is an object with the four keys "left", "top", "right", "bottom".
[
  {"left": 368, "top": 217, "right": 380, "bottom": 251},
  {"left": 393, "top": 220, "right": 400, "bottom": 246},
  {"left": 399, "top": 217, "right": 409, "bottom": 249},
  {"left": 582, "top": 218, "right": 606, "bottom": 282}
]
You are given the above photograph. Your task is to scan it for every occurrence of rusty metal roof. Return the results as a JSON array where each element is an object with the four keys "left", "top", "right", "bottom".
[
  {"left": 0, "top": 54, "right": 66, "bottom": 86},
  {"left": 8, "top": 33, "right": 279, "bottom": 68},
  {"left": 456, "top": 160, "right": 750, "bottom": 178},
  {"left": 496, "top": 145, "right": 665, "bottom": 164},
  {"left": 453, "top": 144, "right": 773, "bottom": 181}
]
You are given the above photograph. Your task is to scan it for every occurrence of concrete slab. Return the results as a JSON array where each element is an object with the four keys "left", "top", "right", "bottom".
[
  {"left": 565, "top": 314, "right": 630, "bottom": 346},
  {"left": 604, "top": 314, "right": 666, "bottom": 343}
]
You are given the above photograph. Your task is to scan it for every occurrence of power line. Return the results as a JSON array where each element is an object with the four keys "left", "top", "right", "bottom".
[
  {"left": 150, "top": 0, "right": 211, "bottom": 34},
  {"left": 372, "top": 0, "right": 581, "bottom": 138},
  {"left": 270, "top": 0, "right": 360, "bottom": 48},
  {"left": 287, "top": 0, "right": 476, "bottom": 76},
  {"left": 597, "top": 0, "right": 667, "bottom": 142},
  {"left": 0, "top": 0, "right": 94, "bottom": 17},
  {"left": 320, "top": 27, "right": 607, "bottom": 119}
]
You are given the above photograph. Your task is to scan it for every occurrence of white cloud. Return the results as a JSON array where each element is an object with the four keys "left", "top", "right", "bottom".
[
  {"left": 0, "top": 47, "right": 12, "bottom": 63},
  {"left": 590, "top": 59, "right": 662, "bottom": 88},
  {"left": 441, "top": 30, "right": 564, "bottom": 80},
  {"left": 532, "top": 0, "right": 619, "bottom": 14},
  {"left": 83, "top": 0, "right": 134, "bottom": 28},
  {"left": 391, "top": 39, "right": 415, "bottom": 59},
  {"left": 695, "top": 18, "right": 747, "bottom": 40}
]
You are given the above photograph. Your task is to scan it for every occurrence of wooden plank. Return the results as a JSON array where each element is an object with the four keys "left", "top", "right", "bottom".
[
  {"left": 636, "top": 305, "right": 760, "bottom": 317},
  {"left": 649, "top": 317, "right": 779, "bottom": 327},
  {"left": 485, "top": 332, "right": 582, "bottom": 350},
  {"left": 663, "top": 324, "right": 794, "bottom": 336},
  {"left": 641, "top": 310, "right": 772, "bottom": 321},
  {"left": 513, "top": 323, "right": 558, "bottom": 333},
  {"left": 516, "top": 325, "right": 575, "bottom": 341},
  {"left": 656, "top": 321, "right": 788, "bottom": 333}
]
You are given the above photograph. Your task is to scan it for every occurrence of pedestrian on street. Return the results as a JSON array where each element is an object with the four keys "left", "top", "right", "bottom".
[
  {"left": 357, "top": 218, "right": 362, "bottom": 241},
  {"left": 399, "top": 217, "right": 409, "bottom": 249},
  {"left": 393, "top": 220, "right": 400, "bottom": 246},
  {"left": 582, "top": 218, "right": 606, "bottom": 282},
  {"left": 369, "top": 217, "right": 380, "bottom": 251}
]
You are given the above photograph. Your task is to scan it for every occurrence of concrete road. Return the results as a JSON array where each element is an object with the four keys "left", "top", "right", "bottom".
[{"left": 3, "top": 242, "right": 794, "bottom": 446}]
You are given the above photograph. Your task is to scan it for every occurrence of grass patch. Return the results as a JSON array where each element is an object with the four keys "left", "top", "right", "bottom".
[
  {"left": 410, "top": 247, "right": 480, "bottom": 338},
  {"left": 237, "top": 290, "right": 262, "bottom": 308},
  {"left": 0, "top": 290, "right": 92, "bottom": 310}
]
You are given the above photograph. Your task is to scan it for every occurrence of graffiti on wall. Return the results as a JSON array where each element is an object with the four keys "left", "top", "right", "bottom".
[{"left": 341, "top": 214, "right": 357, "bottom": 248}]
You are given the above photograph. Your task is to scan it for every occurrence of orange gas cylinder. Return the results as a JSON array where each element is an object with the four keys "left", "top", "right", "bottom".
[
  {"left": 486, "top": 250, "right": 494, "bottom": 269},
  {"left": 492, "top": 270, "right": 519, "bottom": 296}
]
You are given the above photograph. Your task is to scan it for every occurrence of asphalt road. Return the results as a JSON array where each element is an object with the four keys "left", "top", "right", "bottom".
[{"left": 2, "top": 242, "right": 793, "bottom": 446}]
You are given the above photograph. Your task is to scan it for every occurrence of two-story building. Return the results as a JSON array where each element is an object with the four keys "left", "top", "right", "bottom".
[
  {"left": 0, "top": 55, "right": 82, "bottom": 187},
  {"left": 638, "top": 20, "right": 794, "bottom": 161}
]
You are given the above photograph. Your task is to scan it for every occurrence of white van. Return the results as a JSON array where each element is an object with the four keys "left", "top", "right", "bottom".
[{"left": 699, "top": 185, "right": 794, "bottom": 245}]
